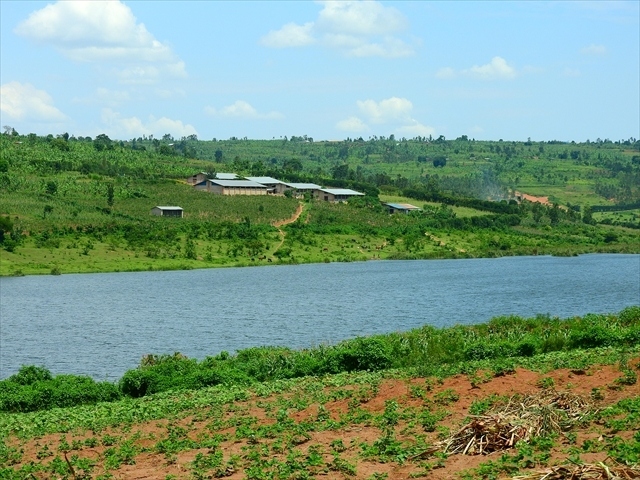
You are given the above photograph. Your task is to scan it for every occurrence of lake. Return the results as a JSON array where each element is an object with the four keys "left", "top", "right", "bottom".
[{"left": 1, "top": 254, "right": 638, "bottom": 380}]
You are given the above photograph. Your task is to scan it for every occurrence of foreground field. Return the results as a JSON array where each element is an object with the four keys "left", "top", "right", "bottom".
[{"left": 2, "top": 346, "right": 638, "bottom": 479}]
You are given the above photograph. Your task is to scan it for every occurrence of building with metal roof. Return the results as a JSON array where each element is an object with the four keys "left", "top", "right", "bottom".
[
  {"left": 245, "top": 177, "right": 287, "bottom": 194},
  {"left": 384, "top": 202, "right": 421, "bottom": 214},
  {"left": 315, "top": 188, "right": 365, "bottom": 202},
  {"left": 202, "top": 179, "right": 268, "bottom": 195},
  {"left": 151, "top": 206, "right": 184, "bottom": 217}
]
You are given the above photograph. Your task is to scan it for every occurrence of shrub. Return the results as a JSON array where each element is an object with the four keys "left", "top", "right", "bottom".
[
  {"left": 8, "top": 365, "right": 53, "bottom": 385},
  {"left": 569, "top": 325, "right": 618, "bottom": 349},
  {"left": 0, "top": 369, "right": 121, "bottom": 413},
  {"left": 333, "top": 337, "right": 393, "bottom": 372}
]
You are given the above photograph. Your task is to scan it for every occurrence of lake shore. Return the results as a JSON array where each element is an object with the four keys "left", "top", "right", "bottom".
[{"left": 2, "top": 235, "right": 638, "bottom": 277}]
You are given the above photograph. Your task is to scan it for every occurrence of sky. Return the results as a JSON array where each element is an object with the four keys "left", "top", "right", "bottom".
[{"left": 1, "top": 1, "right": 639, "bottom": 142}]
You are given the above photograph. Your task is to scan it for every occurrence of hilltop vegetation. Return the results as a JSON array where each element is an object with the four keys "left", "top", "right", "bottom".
[{"left": 0, "top": 132, "right": 638, "bottom": 275}]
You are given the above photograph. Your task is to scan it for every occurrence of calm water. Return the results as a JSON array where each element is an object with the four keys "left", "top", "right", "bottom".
[{"left": 1, "top": 254, "right": 638, "bottom": 380}]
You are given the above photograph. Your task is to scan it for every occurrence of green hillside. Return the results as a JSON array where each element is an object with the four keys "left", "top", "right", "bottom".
[{"left": 1, "top": 133, "right": 638, "bottom": 276}]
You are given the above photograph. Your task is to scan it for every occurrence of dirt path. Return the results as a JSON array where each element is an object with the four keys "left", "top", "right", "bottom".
[
  {"left": 271, "top": 202, "right": 304, "bottom": 255},
  {"left": 272, "top": 202, "right": 304, "bottom": 228}
]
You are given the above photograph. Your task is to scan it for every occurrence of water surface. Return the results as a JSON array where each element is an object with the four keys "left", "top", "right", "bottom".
[{"left": 1, "top": 254, "right": 638, "bottom": 380}]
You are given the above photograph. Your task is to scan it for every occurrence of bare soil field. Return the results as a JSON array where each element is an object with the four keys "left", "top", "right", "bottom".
[{"left": 5, "top": 358, "right": 639, "bottom": 480}]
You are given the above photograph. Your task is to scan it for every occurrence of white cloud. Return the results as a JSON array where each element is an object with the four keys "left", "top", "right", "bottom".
[
  {"left": 357, "top": 97, "right": 413, "bottom": 124},
  {"left": 581, "top": 44, "right": 607, "bottom": 56},
  {"left": 336, "top": 116, "right": 368, "bottom": 132},
  {"left": 204, "top": 101, "right": 283, "bottom": 120},
  {"left": 316, "top": 1, "right": 408, "bottom": 36},
  {"left": 464, "top": 57, "right": 517, "bottom": 80},
  {"left": 436, "top": 67, "right": 456, "bottom": 79},
  {"left": 261, "top": 22, "right": 315, "bottom": 48},
  {"left": 260, "top": 0, "right": 414, "bottom": 58},
  {"left": 396, "top": 121, "right": 435, "bottom": 137},
  {"left": 15, "top": 1, "right": 186, "bottom": 83},
  {"left": 101, "top": 108, "right": 197, "bottom": 138},
  {"left": 96, "top": 88, "right": 130, "bottom": 103},
  {"left": 0, "top": 82, "right": 66, "bottom": 122},
  {"left": 342, "top": 96, "right": 435, "bottom": 137}
]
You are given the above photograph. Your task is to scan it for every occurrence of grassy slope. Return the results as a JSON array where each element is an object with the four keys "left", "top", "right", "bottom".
[{"left": 1, "top": 136, "right": 639, "bottom": 276}]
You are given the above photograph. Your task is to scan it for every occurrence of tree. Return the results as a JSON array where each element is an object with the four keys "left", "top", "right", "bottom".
[
  {"left": 433, "top": 156, "right": 447, "bottom": 168},
  {"left": 549, "top": 204, "right": 560, "bottom": 225},
  {"left": 94, "top": 134, "right": 113, "bottom": 151},
  {"left": 582, "top": 206, "right": 595, "bottom": 225},
  {"left": 106, "top": 183, "right": 114, "bottom": 207},
  {"left": 332, "top": 163, "right": 350, "bottom": 180},
  {"left": 50, "top": 137, "right": 70, "bottom": 151},
  {"left": 45, "top": 181, "right": 58, "bottom": 196},
  {"left": 214, "top": 149, "right": 223, "bottom": 162},
  {"left": 283, "top": 158, "right": 303, "bottom": 172},
  {"left": 0, "top": 216, "right": 13, "bottom": 243}
]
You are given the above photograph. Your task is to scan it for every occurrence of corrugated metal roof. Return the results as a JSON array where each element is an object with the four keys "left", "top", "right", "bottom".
[
  {"left": 155, "top": 206, "right": 183, "bottom": 210},
  {"left": 245, "top": 176, "right": 284, "bottom": 184},
  {"left": 214, "top": 173, "right": 238, "bottom": 180},
  {"left": 385, "top": 203, "right": 420, "bottom": 210},
  {"left": 320, "top": 188, "right": 364, "bottom": 196},
  {"left": 210, "top": 180, "right": 267, "bottom": 187},
  {"left": 285, "top": 182, "right": 322, "bottom": 189}
]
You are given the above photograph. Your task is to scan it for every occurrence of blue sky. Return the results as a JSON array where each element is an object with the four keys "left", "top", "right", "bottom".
[{"left": 1, "top": 1, "right": 638, "bottom": 142}]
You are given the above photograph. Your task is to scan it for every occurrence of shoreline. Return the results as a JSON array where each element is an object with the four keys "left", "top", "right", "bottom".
[{"left": 0, "top": 245, "right": 640, "bottom": 278}]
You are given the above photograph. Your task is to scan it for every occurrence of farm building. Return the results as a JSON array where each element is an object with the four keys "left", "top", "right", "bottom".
[
  {"left": 186, "top": 172, "right": 209, "bottom": 185},
  {"left": 187, "top": 172, "right": 238, "bottom": 185},
  {"left": 151, "top": 206, "right": 184, "bottom": 217},
  {"left": 202, "top": 179, "right": 268, "bottom": 196},
  {"left": 315, "top": 188, "right": 365, "bottom": 202},
  {"left": 245, "top": 177, "right": 287, "bottom": 194},
  {"left": 284, "top": 182, "right": 322, "bottom": 197},
  {"left": 384, "top": 203, "right": 421, "bottom": 214}
]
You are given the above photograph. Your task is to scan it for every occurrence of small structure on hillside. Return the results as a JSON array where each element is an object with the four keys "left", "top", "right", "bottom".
[
  {"left": 151, "top": 206, "right": 184, "bottom": 217},
  {"left": 315, "top": 188, "right": 365, "bottom": 202},
  {"left": 384, "top": 202, "right": 421, "bottom": 214},
  {"left": 187, "top": 172, "right": 209, "bottom": 185}
]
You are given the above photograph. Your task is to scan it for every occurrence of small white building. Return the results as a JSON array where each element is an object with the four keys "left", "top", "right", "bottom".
[
  {"left": 315, "top": 188, "right": 365, "bottom": 202},
  {"left": 151, "top": 206, "right": 184, "bottom": 217}
]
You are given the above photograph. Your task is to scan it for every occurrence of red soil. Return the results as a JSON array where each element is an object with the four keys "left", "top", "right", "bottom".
[{"left": 7, "top": 359, "right": 639, "bottom": 479}]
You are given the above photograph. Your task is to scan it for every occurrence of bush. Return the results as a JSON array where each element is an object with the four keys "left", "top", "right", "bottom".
[
  {"left": 569, "top": 325, "right": 619, "bottom": 349},
  {"left": 0, "top": 369, "right": 121, "bottom": 413},
  {"left": 8, "top": 365, "right": 52, "bottom": 385},
  {"left": 333, "top": 337, "right": 393, "bottom": 372}
]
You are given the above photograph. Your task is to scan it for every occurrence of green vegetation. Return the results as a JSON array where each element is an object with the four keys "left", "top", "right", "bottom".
[
  {"left": 1, "top": 306, "right": 638, "bottom": 413},
  {"left": 1, "top": 132, "right": 639, "bottom": 275},
  {"left": 1, "top": 309, "right": 639, "bottom": 479}
]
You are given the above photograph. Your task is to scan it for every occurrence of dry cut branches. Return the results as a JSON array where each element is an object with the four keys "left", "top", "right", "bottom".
[{"left": 439, "top": 390, "right": 592, "bottom": 455}]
